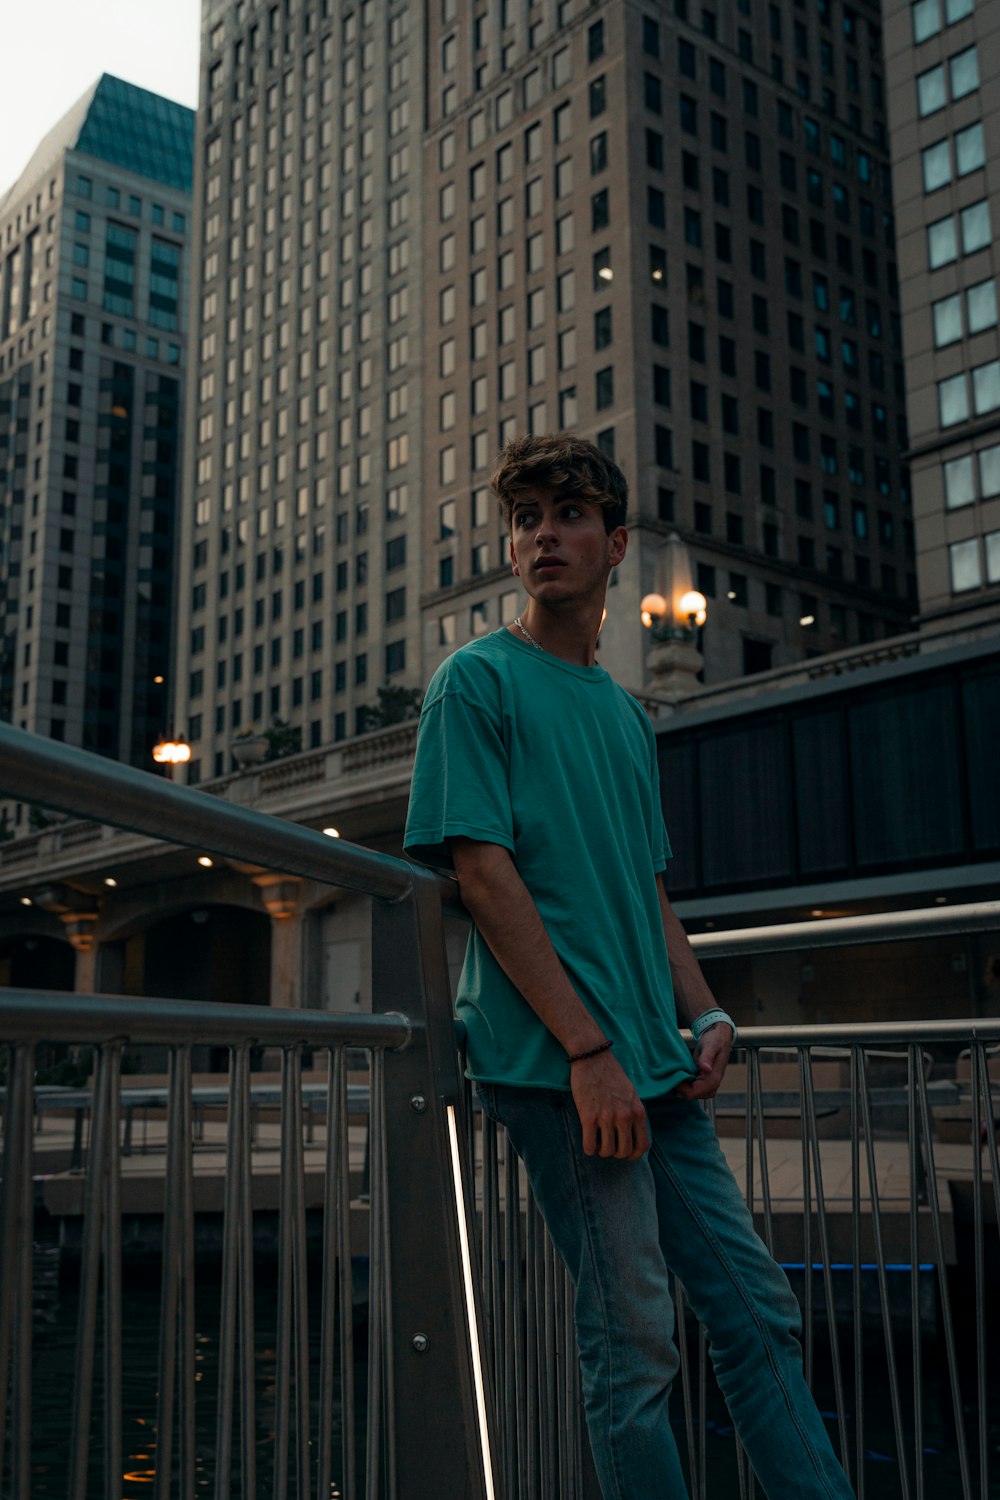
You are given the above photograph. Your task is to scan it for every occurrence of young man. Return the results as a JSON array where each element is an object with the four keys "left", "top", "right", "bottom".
[{"left": 404, "top": 435, "right": 854, "bottom": 1500}]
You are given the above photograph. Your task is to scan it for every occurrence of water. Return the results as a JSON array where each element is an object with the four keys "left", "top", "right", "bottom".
[
  {"left": 19, "top": 1237, "right": 1000, "bottom": 1497},
  {"left": 26, "top": 1235, "right": 365, "bottom": 1498}
]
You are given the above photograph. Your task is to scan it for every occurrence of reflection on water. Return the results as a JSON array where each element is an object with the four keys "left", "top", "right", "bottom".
[
  {"left": 28, "top": 1230, "right": 361, "bottom": 1498},
  {"left": 22, "top": 1231, "right": 1000, "bottom": 1498}
]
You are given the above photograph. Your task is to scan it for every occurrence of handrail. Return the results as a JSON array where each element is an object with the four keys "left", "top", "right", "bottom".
[
  {"left": 0, "top": 989, "right": 411, "bottom": 1049},
  {"left": 0, "top": 721, "right": 431, "bottom": 903},
  {"left": 689, "top": 899, "right": 1000, "bottom": 956}
]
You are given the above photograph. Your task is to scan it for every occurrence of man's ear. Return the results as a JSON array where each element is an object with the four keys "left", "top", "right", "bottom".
[
  {"left": 509, "top": 535, "right": 519, "bottom": 575},
  {"left": 609, "top": 525, "right": 628, "bottom": 568}
]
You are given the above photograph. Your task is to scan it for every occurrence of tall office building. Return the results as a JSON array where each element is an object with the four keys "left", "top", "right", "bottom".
[
  {"left": 0, "top": 76, "right": 194, "bottom": 817},
  {"left": 178, "top": 0, "right": 427, "bottom": 783},
  {"left": 882, "top": 0, "right": 1000, "bottom": 629},
  {"left": 177, "top": 0, "right": 915, "bottom": 781},
  {"left": 420, "top": 0, "right": 916, "bottom": 688}
]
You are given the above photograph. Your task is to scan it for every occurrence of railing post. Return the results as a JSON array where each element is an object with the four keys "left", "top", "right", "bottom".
[{"left": 372, "top": 866, "right": 498, "bottom": 1500}]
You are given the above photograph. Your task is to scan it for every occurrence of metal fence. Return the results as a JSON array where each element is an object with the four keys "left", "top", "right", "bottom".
[{"left": 1, "top": 723, "right": 1000, "bottom": 1499}]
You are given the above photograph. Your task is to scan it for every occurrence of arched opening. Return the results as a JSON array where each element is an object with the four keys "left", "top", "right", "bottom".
[
  {"left": 0, "top": 933, "right": 75, "bottom": 991},
  {"left": 129, "top": 905, "right": 271, "bottom": 1007},
  {"left": 104, "top": 905, "right": 272, "bottom": 1073}
]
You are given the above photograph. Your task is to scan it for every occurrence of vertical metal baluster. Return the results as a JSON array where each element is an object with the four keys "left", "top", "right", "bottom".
[
  {"left": 365, "top": 1048, "right": 386, "bottom": 1500},
  {"left": 0, "top": 1044, "right": 13, "bottom": 1471},
  {"left": 728, "top": 1050, "right": 749, "bottom": 1494},
  {"left": 674, "top": 1279, "right": 698, "bottom": 1496},
  {"left": 542, "top": 1230, "right": 556, "bottom": 1500},
  {"left": 697, "top": 1322, "right": 708, "bottom": 1500},
  {"left": 71, "top": 1042, "right": 112, "bottom": 1500},
  {"left": 977, "top": 1043, "right": 1000, "bottom": 1500},
  {"left": 338, "top": 1051, "right": 357, "bottom": 1500},
  {"left": 216, "top": 1046, "right": 245, "bottom": 1500},
  {"left": 749, "top": 1051, "right": 775, "bottom": 1256},
  {"left": 238, "top": 1041, "right": 257, "bottom": 1500},
  {"left": 288, "top": 1047, "right": 312, "bottom": 1500},
  {"left": 177, "top": 1047, "right": 197, "bottom": 1500},
  {"left": 561, "top": 1264, "right": 576, "bottom": 1499},
  {"left": 908, "top": 1047, "right": 924, "bottom": 1500},
  {"left": 377, "top": 1051, "right": 397, "bottom": 1500},
  {"left": 504, "top": 1136, "right": 524, "bottom": 1500},
  {"left": 858, "top": 1049, "right": 911, "bottom": 1500},
  {"left": 525, "top": 1191, "right": 540, "bottom": 1500},
  {"left": 914, "top": 1059, "right": 972, "bottom": 1499},
  {"left": 850, "top": 1047, "right": 864, "bottom": 1500},
  {"left": 316, "top": 1048, "right": 340, "bottom": 1500},
  {"left": 154, "top": 1044, "right": 187, "bottom": 1500},
  {"left": 798, "top": 1048, "right": 814, "bottom": 1386},
  {"left": 481, "top": 1111, "right": 499, "bottom": 1414},
  {"left": 971, "top": 1044, "right": 987, "bottom": 1500},
  {"left": 734, "top": 1432, "right": 749, "bottom": 1500},
  {"left": 103, "top": 1043, "right": 124, "bottom": 1500},
  {"left": 486, "top": 1114, "right": 505, "bottom": 1493},
  {"left": 801, "top": 1054, "right": 848, "bottom": 1466},
  {"left": 4, "top": 1043, "right": 34, "bottom": 1500},
  {"left": 274, "top": 1048, "right": 295, "bottom": 1500}
]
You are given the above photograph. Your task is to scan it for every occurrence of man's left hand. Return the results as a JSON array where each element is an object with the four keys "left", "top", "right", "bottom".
[{"left": 675, "top": 1022, "right": 733, "bottom": 1101}]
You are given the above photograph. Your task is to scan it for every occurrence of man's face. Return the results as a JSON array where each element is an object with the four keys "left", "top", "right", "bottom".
[{"left": 508, "top": 489, "right": 627, "bottom": 607}]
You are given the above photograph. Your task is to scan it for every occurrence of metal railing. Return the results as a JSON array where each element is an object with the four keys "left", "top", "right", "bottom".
[
  {"left": 1, "top": 722, "right": 1000, "bottom": 1499},
  {"left": 0, "top": 723, "right": 494, "bottom": 1500},
  {"left": 466, "top": 1012, "right": 1000, "bottom": 1500}
]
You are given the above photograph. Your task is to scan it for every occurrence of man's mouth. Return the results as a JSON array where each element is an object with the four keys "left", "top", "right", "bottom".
[{"left": 534, "top": 558, "right": 566, "bottom": 572}]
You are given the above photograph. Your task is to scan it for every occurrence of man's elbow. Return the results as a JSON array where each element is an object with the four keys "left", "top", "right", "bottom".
[{"left": 450, "top": 839, "right": 510, "bottom": 910}]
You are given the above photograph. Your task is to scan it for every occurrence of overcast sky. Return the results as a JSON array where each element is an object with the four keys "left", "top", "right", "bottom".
[{"left": 1, "top": 0, "right": 201, "bottom": 196}]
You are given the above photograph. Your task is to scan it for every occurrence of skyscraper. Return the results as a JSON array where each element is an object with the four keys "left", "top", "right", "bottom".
[
  {"left": 0, "top": 76, "right": 194, "bottom": 826},
  {"left": 176, "top": 0, "right": 915, "bottom": 783},
  {"left": 882, "top": 0, "right": 1000, "bottom": 628}
]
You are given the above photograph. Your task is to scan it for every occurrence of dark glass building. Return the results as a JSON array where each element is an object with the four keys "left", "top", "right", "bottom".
[{"left": 0, "top": 76, "right": 194, "bottom": 827}]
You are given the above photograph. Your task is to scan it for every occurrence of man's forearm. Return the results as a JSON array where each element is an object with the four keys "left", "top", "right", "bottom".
[
  {"left": 451, "top": 839, "right": 606, "bottom": 1056},
  {"left": 657, "top": 877, "right": 719, "bottom": 1024}
]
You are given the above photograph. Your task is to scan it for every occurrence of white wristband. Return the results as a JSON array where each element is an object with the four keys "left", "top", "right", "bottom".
[{"left": 691, "top": 1008, "right": 738, "bottom": 1046}]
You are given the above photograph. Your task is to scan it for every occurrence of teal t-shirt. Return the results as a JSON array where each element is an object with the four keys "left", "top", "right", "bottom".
[{"left": 403, "top": 628, "right": 696, "bottom": 1098}]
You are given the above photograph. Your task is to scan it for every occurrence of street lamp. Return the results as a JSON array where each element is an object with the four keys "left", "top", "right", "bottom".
[
  {"left": 640, "top": 532, "right": 708, "bottom": 702},
  {"left": 152, "top": 735, "right": 191, "bottom": 780},
  {"left": 152, "top": 738, "right": 191, "bottom": 765}
]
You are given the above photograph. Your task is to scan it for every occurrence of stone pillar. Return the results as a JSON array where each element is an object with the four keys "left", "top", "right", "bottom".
[
  {"left": 61, "top": 914, "right": 99, "bottom": 993},
  {"left": 645, "top": 638, "right": 704, "bottom": 704},
  {"left": 252, "top": 875, "right": 304, "bottom": 1009}
]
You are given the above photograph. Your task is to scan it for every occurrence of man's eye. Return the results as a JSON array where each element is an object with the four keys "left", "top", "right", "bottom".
[{"left": 516, "top": 512, "right": 536, "bottom": 527}]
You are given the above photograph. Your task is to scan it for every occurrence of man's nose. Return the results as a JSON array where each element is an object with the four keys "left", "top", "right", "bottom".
[{"left": 535, "top": 514, "right": 558, "bottom": 543}]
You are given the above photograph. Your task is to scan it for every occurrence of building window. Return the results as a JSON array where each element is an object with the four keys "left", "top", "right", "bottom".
[
  {"left": 943, "top": 453, "right": 975, "bottom": 509},
  {"left": 949, "top": 537, "right": 980, "bottom": 592}
]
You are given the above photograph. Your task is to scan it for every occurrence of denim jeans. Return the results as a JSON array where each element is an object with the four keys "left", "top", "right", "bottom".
[{"left": 477, "top": 1083, "right": 855, "bottom": 1500}]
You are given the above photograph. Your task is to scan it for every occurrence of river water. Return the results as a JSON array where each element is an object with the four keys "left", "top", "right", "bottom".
[{"left": 22, "top": 1240, "right": 998, "bottom": 1497}]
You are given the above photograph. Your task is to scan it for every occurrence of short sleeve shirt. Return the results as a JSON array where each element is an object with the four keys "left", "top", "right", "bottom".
[{"left": 404, "top": 628, "right": 696, "bottom": 1097}]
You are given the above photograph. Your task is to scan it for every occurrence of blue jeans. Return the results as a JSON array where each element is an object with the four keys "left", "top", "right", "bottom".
[{"left": 477, "top": 1083, "right": 855, "bottom": 1500}]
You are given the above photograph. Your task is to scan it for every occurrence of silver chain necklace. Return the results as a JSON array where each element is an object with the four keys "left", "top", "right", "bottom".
[{"left": 513, "top": 616, "right": 543, "bottom": 651}]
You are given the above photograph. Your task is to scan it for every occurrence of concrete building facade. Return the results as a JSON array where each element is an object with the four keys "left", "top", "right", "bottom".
[
  {"left": 882, "top": 0, "right": 1000, "bottom": 629},
  {"left": 174, "top": 0, "right": 919, "bottom": 780},
  {"left": 0, "top": 76, "right": 194, "bottom": 829},
  {"left": 175, "top": 0, "right": 428, "bottom": 784},
  {"left": 419, "top": 0, "right": 919, "bottom": 690}
]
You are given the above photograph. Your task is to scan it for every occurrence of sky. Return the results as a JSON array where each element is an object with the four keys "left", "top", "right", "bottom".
[{"left": 0, "top": 0, "right": 201, "bottom": 197}]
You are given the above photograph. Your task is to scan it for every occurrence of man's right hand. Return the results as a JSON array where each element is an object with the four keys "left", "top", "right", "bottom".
[{"left": 571, "top": 1051, "right": 649, "bottom": 1162}]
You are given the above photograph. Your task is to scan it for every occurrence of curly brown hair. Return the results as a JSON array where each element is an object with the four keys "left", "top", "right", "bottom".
[{"left": 491, "top": 434, "right": 629, "bottom": 535}]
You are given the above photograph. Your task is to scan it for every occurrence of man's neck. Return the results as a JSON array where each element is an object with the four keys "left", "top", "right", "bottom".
[{"left": 509, "top": 602, "right": 604, "bottom": 667}]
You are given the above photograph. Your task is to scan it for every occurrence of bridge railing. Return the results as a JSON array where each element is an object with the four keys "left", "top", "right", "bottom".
[{"left": 0, "top": 722, "right": 495, "bottom": 1500}]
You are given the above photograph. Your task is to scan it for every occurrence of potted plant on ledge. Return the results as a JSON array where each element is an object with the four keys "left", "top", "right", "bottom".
[{"left": 231, "top": 726, "right": 270, "bottom": 769}]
